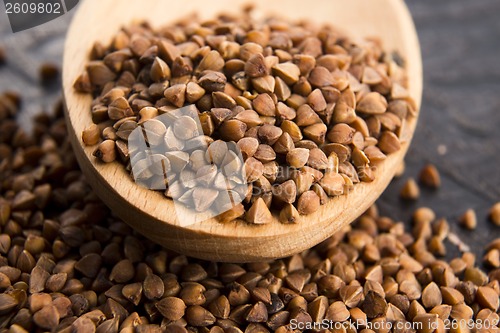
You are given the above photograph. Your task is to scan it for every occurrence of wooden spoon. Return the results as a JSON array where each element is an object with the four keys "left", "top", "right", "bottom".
[{"left": 63, "top": 0, "right": 422, "bottom": 262}]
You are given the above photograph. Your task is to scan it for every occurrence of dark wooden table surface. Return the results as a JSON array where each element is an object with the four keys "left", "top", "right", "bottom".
[{"left": 0, "top": 0, "right": 499, "bottom": 260}]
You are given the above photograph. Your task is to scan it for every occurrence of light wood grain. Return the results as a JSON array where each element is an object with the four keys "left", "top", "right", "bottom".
[{"left": 62, "top": 0, "right": 422, "bottom": 262}]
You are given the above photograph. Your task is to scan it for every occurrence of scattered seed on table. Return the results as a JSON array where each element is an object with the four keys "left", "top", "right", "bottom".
[
  {"left": 489, "top": 202, "right": 500, "bottom": 226},
  {"left": 460, "top": 209, "right": 477, "bottom": 230},
  {"left": 39, "top": 63, "right": 60, "bottom": 84},
  {"left": 419, "top": 164, "right": 441, "bottom": 189},
  {"left": 0, "top": 45, "right": 6, "bottom": 64},
  {"left": 400, "top": 177, "right": 420, "bottom": 200}
]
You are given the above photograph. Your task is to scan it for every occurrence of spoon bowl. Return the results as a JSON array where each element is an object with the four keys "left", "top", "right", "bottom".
[{"left": 63, "top": 0, "right": 422, "bottom": 262}]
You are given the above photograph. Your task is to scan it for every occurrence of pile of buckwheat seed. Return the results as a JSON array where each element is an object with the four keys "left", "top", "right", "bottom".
[
  {"left": 1, "top": 87, "right": 500, "bottom": 333},
  {"left": 76, "top": 10, "right": 417, "bottom": 224}
]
